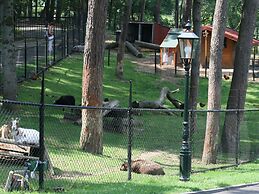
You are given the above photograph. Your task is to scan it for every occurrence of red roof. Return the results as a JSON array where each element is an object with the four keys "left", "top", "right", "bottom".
[{"left": 202, "top": 25, "right": 259, "bottom": 46}]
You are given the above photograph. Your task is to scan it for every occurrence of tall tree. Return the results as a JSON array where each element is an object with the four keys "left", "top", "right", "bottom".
[
  {"left": 202, "top": 0, "right": 227, "bottom": 164},
  {"left": 139, "top": 0, "right": 146, "bottom": 21},
  {"left": 182, "top": 0, "right": 192, "bottom": 27},
  {"left": 175, "top": 0, "right": 179, "bottom": 28},
  {"left": 154, "top": 0, "right": 161, "bottom": 23},
  {"left": 1, "top": 0, "right": 17, "bottom": 103},
  {"left": 115, "top": 0, "right": 132, "bottom": 79},
  {"left": 189, "top": 0, "right": 202, "bottom": 134},
  {"left": 80, "top": 0, "right": 108, "bottom": 154},
  {"left": 221, "top": 0, "right": 259, "bottom": 154}
]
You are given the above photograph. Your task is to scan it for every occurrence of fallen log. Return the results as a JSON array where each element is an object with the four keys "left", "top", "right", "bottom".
[
  {"left": 135, "top": 40, "right": 160, "bottom": 51},
  {"left": 132, "top": 87, "right": 179, "bottom": 109},
  {"left": 125, "top": 41, "right": 143, "bottom": 58},
  {"left": 72, "top": 42, "right": 118, "bottom": 53},
  {"left": 166, "top": 92, "right": 184, "bottom": 109}
]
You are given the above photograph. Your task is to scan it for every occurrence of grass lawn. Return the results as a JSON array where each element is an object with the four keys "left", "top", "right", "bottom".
[{"left": 0, "top": 52, "right": 259, "bottom": 193}]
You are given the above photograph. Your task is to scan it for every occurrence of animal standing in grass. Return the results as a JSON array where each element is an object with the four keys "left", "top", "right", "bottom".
[{"left": 11, "top": 118, "right": 39, "bottom": 145}]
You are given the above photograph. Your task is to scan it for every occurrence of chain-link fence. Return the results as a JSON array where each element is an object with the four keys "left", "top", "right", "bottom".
[
  {"left": 0, "top": 100, "right": 259, "bottom": 192},
  {"left": 0, "top": 17, "right": 79, "bottom": 88}
]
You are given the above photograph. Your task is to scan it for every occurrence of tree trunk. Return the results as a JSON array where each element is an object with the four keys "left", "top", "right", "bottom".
[
  {"left": 181, "top": 0, "right": 192, "bottom": 27},
  {"left": 175, "top": 0, "right": 179, "bottom": 28},
  {"left": 1, "top": 0, "right": 17, "bottom": 104},
  {"left": 221, "top": 0, "right": 259, "bottom": 154},
  {"left": 56, "top": 0, "right": 62, "bottom": 22},
  {"left": 189, "top": 0, "right": 201, "bottom": 134},
  {"left": 28, "top": 0, "right": 33, "bottom": 19},
  {"left": 49, "top": 0, "right": 55, "bottom": 22},
  {"left": 45, "top": 0, "right": 50, "bottom": 21},
  {"left": 108, "top": 0, "right": 113, "bottom": 30},
  {"left": 80, "top": 0, "right": 108, "bottom": 154},
  {"left": 116, "top": 0, "right": 132, "bottom": 79},
  {"left": 154, "top": 0, "right": 161, "bottom": 24},
  {"left": 202, "top": 0, "right": 227, "bottom": 164},
  {"left": 139, "top": 0, "right": 146, "bottom": 22}
]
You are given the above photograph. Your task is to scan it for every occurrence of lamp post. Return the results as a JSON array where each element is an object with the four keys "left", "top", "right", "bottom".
[{"left": 177, "top": 22, "right": 199, "bottom": 181}]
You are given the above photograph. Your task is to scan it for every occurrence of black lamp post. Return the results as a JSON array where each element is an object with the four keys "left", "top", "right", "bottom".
[{"left": 177, "top": 22, "right": 199, "bottom": 181}]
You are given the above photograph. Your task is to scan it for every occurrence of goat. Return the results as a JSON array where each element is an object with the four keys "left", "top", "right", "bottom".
[
  {"left": 0, "top": 124, "right": 12, "bottom": 139},
  {"left": 11, "top": 118, "right": 39, "bottom": 145}
]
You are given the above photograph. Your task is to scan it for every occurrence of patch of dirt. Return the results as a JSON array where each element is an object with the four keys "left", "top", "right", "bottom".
[
  {"left": 129, "top": 52, "right": 183, "bottom": 84},
  {"left": 137, "top": 150, "right": 179, "bottom": 165}
]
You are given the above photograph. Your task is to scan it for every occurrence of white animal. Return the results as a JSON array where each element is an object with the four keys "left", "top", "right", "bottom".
[
  {"left": 11, "top": 118, "right": 39, "bottom": 145},
  {"left": 0, "top": 124, "right": 12, "bottom": 139}
]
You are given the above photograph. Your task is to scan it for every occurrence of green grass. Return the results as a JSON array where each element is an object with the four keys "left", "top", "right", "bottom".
[{"left": 0, "top": 52, "right": 259, "bottom": 193}]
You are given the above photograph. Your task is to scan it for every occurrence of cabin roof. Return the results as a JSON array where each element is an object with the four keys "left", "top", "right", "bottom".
[
  {"left": 202, "top": 25, "right": 259, "bottom": 46},
  {"left": 160, "top": 28, "right": 183, "bottom": 48}
]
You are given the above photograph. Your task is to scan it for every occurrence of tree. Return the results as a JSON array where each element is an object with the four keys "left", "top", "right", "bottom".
[
  {"left": 80, "top": 0, "right": 108, "bottom": 154},
  {"left": 189, "top": 0, "right": 202, "bottom": 134},
  {"left": 115, "top": 0, "right": 132, "bottom": 79},
  {"left": 181, "top": 0, "right": 192, "bottom": 27},
  {"left": 221, "top": 0, "right": 259, "bottom": 154},
  {"left": 139, "top": 0, "right": 146, "bottom": 21},
  {"left": 154, "top": 0, "right": 161, "bottom": 23},
  {"left": 1, "top": 0, "right": 17, "bottom": 103},
  {"left": 202, "top": 0, "right": 227, "bottom": 164}
]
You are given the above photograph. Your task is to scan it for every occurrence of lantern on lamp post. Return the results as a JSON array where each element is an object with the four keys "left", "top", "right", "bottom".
[{"left": 177, "top": 21, "right": 199, "bottom": 181}]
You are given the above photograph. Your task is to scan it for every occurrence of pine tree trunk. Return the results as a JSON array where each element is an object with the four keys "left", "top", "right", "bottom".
[
  {"left": 1, "top": 0, "right": 17, "bottom": 104},
  {"left": 139, "top": 0, "right": 146, "bottom": 22},
  {"left": 181, "top": 0, "right": 192, "bottom": 27},
  {"left": 221, "top": 0, "right": 259, "bottom": 154},
  {"left": 116, "top": 0, "right": 132, "bottom": 79},
  {"left": 154, "top": 0, "right": 161, "bottom": 24},
  {"left": 80, "top": 0, "right": 108, "bottom": 154},
  {"left": 189, "top": 0, "right": 201, "bottom": 134},
  {"left": 202, "top": 0, "right": 227, "bottom": 164}
]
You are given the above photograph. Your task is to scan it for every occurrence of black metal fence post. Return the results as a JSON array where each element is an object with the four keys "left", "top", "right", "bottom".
[
  {"left": 108, "top": 49, "right": 110, "bottom": 66},
  {"left": 127, "top": 80, "right": 133, "bottom": 180},
  {"left": 45, "top": 36, "right": 48, "bottom": 67},
  {"left": 24, "top": 37, "right": 27, "bottom": 78},
  {"left": 39, "top": 70, "right": 45, "bottom": 190},
  {"left": 36, "top": 39, "right": 39, "bottom": 74},
  {"left": 155, "top": 50, "right": 157, "bottom": 74},
  {"left": 53, "top": 31, "right": 56, "bottom": 63},
  {"left": 66, "top": 20, "right": 69, "bottom": 56}
]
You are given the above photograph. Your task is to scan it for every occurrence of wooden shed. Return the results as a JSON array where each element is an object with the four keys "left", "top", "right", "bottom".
[
  {"left": 201, "top": 25, "right": 259, "bottom": 69},
  {"left": 160, "top": 29, "right": 182, "bottom": 67},
  {"left": 127, "top": 22, "right": 170, "bottom": 45}
]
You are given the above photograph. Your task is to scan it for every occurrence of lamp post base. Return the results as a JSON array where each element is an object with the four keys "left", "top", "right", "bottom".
[{"left": 180, "top": 143, "right": 191, "bottom": 181}]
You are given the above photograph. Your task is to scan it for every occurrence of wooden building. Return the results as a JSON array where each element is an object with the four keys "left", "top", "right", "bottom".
[
  {"left": 201, "top": 25, "right": 259, "bottom": 69},
  {"left": 159, "top": 29, "right": 182, "bottom": 67},
  {"left": 127, "top": 22, "right": 170, "bottom": 45}
]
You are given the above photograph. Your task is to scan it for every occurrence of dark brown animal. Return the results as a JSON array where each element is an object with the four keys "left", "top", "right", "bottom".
[{"left": 120, "top": 159, "right": 165, "bottom": 175}]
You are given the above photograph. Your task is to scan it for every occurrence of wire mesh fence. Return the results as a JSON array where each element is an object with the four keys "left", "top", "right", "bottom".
[
  {"left": 0, "top": 100, "right": 259, "bottom": 192},
  {"left": 0, "top": 17, "right": 80, "bottom": 89}
]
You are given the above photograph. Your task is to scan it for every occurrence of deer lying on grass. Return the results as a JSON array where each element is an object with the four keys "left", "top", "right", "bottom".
[{"left": 11, "top": 118, "right": 39, "bottom": 145}]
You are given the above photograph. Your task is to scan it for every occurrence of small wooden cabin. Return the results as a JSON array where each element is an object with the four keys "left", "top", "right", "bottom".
[
  {"left": 127, "top": 22, "right": 170, "bottom": 45},
  {"left": 159, "top": 29, "right": 182, "bottom": 67},
  {"left": 201, "top": 25, "right": 259, "bottom": 69}
]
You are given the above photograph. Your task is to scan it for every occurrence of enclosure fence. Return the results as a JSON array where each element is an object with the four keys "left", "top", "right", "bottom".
[
  {"left": 0, "top": 16, "right": 83, "bottom": 88},
  {"left": 0, "top": 99, "right": 258, "bottom": 192}
]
